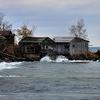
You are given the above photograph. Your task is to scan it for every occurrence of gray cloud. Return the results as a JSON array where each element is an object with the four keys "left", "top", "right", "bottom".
[
  {"left": 0, "top": 0, "right": 99, "bottom": 46},
  {"left": 0, "top": 0, "right": 99, "bottom": 10}
]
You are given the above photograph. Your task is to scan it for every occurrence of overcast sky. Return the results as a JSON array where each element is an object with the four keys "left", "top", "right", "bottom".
[{"left": 0, "top": 0, "right": 100, "bottom": 46}]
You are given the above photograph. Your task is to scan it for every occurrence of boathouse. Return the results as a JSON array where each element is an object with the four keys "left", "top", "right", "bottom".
[
  {"left": 18, "top": 37, "right": 55, "bottom": 59},
  {"left": 53, "top": 37, "right": 89, "bottom": 55}
]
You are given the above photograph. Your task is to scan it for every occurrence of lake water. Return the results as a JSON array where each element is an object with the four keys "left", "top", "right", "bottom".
[
  {"left": 0, "top": 61, "right": 100, "bottom": 100},
  {"left": 89, "top": 47, "right": 100, "bottom": 52}
]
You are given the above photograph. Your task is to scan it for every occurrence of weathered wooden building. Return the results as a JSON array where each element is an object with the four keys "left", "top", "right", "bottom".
[
  {"left": 0, "top": 31, "right": 15, "bottom": 55},
  {"left": 53, "top": 37, "right": 89, "bottom": 55},
  {"left": 18, "top": 37, "right": 55, "bottom": 59}
]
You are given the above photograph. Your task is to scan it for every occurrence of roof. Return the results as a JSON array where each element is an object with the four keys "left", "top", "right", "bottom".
[
  {"left": 0, "top": 31, "right": 12, "bottom": 36},
  {"left": 53, "top": 37, "right": 74, "bottom": 43},
  {"left": 53, "top": 36, "right": 89, "bottom": 43},
  {"left": 19, "top": 37, "right": 52, "bottom": 43}
]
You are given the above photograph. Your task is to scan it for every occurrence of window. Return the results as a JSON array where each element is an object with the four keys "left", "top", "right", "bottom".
[
  {"left": 65, "top": 44, "right": 69, "bottom": 49},
  {"left": 73, "top": 44, "right": 75, "bottom": 48}
]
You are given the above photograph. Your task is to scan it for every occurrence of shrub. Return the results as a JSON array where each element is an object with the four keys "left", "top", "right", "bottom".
[{"left": 81, "top": 52, "right": 98, "bottom": 60}]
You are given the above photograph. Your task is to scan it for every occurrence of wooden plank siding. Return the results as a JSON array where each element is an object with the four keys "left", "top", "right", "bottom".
[
  {"left": 18, "top": 37, "right": 55, "bottom": 59},
  {"left": 53, "top": 37, "right": 89, "bottom": 56},
  {"left": 70, "top": 38, "right": 89, "bottom": 55},
  {"left": 54, "top": 43, "right": 70, "bottom": 55}
]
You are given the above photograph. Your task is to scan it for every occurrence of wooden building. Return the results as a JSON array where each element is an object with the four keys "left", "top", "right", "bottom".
[
  {"left": 53, "top": 37, "right": 89, "bottom": 55},
  {"left": 18, "top": 37, "right": 55, "bottom": 59},
  {"left": 0, "top": 31, "right": 15, "bottom": 55}
]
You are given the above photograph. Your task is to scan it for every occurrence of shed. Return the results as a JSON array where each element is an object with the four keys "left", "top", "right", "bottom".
[
  {"left": 53, "top": 37, "right": 89, "bottom": 55},
  {"left": 18, "top": 37, "right": 55, "bottom": 59}
]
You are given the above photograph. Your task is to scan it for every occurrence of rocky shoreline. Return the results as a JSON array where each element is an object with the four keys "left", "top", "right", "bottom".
[{"left": 0, "top": 51, "right": 100, "bottom": 62}]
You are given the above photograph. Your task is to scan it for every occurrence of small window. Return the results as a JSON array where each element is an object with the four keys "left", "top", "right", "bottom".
[
  {"left": 73, "top": 44, "right": 75, "bottom": 48},
  {"left": 65, "top": 44, "right": 69, "bottom": 49}
]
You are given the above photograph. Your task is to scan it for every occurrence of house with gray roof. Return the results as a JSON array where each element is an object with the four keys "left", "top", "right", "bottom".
[
  {"left": 53, "top": 37, "right": 89, "bottom": 55},
  {"left": 18, "top": 37, "right": 55, "bottom": 59}
]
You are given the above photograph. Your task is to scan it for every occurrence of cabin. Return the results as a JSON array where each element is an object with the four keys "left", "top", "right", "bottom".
[
  {"left": 53, "top": 37, "right": 89, "bottom": 56},
  {"left": 0, "top": 31, "right": 15, "bottom": 55},
  {"left": 18, "top": 37, "right": 55, "bottom": 59}
]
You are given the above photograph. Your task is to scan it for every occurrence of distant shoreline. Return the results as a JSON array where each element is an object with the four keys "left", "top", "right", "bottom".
[{"left": 89, "top": 47, "right": 100, "bottom": 52}]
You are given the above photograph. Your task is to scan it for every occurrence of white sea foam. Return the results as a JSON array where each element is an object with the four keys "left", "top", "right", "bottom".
[
  {"left": 40, "top": 56, "right": 53, "bottom": 62},
  {"left": 0, "top": 75, "right": 25, "bottom": 77},
  {"left": 68, "top": 60, "right": 92, "bottom": 63},
  {"left": 40, "top": 55, "right": 68, "bottom": 63},
  {"left": 0, "top": 62, "right": 22, "bottom": 71},
  {"left": 40, "top": 55, "right": 93, "bottom": 63},
  {"left": 56, "top": 55, "right": 68, "bottom": 63}
]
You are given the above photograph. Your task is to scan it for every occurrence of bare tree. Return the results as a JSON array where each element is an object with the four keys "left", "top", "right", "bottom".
[
  {"left": 17, "top": 25, "right": 33, "bottom": 38},
  {"left": 70, "top": 19, "right": 87, "bottom": 39},
  {"left": 0, "top": 13, "right": 12, "bottom": 31}
]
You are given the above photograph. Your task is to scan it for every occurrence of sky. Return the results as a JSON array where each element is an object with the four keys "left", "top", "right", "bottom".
[{"left": 0, "top": 0, "right": 100, "bottom": 46}]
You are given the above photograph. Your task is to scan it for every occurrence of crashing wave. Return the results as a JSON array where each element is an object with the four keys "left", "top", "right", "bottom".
[
  {"left": 40, "top": 56, "right": 54, "bottom": 62},
  {"left": 40, "top": 55, "right": 68, "bottom": 63},
  {"left": 0, "top": 62, "right": 22, "bottom": 71},
  {"left": 40, "top": 55, "right": 93, "bottom": 63},
  {"left": 56, "top": 55, "right": 68, "bottom": 62}
]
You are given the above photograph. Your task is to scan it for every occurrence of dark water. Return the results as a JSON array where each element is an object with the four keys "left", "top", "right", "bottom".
[
  {"left": 89, "top": 47, "right": 100, "bottom": 52},
  {"left": 0, "top": 61, "right": 100, "bottom": 100}
]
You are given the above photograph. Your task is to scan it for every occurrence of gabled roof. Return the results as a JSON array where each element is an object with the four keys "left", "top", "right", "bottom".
[
  {"left": 19, "top": 37, "right": 53, "bottom": 43},
  {"left": 53, "top": 36, "right": 89, "bottom": 43},
  {"left": 53, "top": 37, "right": 74, "bottom": 43}
]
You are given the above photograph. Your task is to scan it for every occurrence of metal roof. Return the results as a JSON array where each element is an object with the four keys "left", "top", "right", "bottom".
[
  {"left": 53, "top": 37, "right": 75, "bottom": 43},
  {"left": 53, "top": 36, "right": 89, "bottom": 43},
  {"left": 20, "top": 37, "right": 52, "bottom": 43}
]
